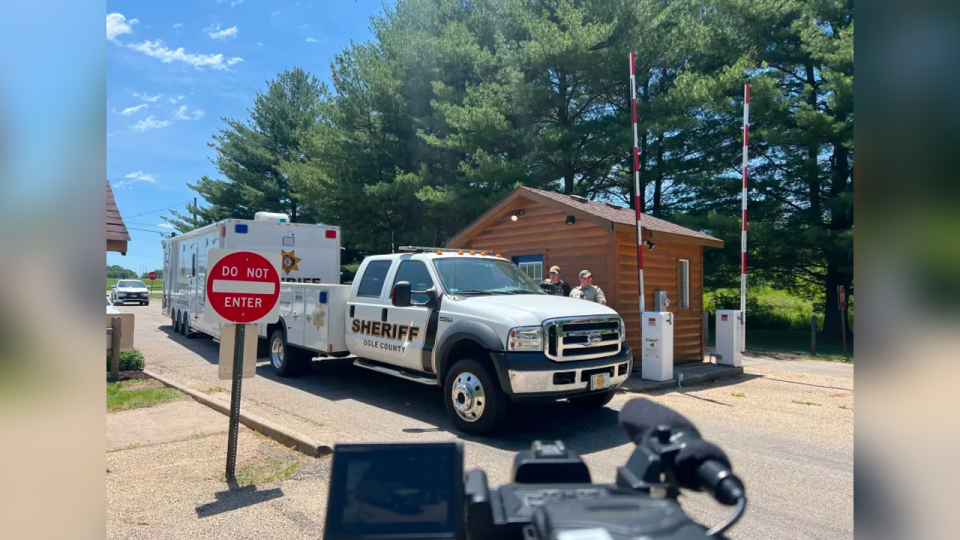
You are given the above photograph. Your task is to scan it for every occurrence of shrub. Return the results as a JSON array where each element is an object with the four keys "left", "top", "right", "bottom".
[
  {"left": 106, "top": 349, "right": 145, "bottom": 371},
  {"left": 705, "top": 287, "right": 814, "bottom": 332}
]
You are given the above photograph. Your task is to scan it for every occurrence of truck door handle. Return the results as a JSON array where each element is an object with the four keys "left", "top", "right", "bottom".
[
  {"left": 349, "top": 305, "right": 355, "bottom": 318},
  {"left": 381, "top": 308, "right": 388, "bottom": 322}
]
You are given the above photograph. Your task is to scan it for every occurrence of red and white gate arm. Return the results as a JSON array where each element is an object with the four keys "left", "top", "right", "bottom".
[
  {"left": 631, "top": 52, "right": 645, "bottom": 314},
  {"left": 741, "top": 83, "right": 750, "bottom": 348}
]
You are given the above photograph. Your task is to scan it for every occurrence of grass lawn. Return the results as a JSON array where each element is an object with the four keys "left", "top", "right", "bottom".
[
  {"left": 107, "top": 278, "right": 163, "bottom": 291},
  {"left": 107, "top": 378, "right": 184, "bottom": 412}
]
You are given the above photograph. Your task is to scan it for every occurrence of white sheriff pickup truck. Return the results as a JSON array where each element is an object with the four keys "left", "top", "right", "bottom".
[{"left": 263, "top": 247, "right": 632, "bottom": 434}]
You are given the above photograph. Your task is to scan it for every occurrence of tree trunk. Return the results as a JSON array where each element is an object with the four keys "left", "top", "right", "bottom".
[{"left": 822, "top": 139, "right": 853, "bottom": 340}]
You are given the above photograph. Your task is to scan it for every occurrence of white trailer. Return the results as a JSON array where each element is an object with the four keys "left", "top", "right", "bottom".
[{"left": 161, "top": 212, "right": 341, "bottom": 341}]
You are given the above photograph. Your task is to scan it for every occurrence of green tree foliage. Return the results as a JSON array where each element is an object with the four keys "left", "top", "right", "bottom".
[
  {"left": 186, "top": 0, "right": 853, "bottom": 337},
  {"left": 107, "top": 265, "right": 137, "bottom": 279},
  {"left": 165, "top": 68, "right": 330, "bottom": 232}
]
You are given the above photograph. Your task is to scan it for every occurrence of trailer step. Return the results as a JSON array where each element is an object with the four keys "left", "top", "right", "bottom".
[{"left": 353, "top": 359, "right": 439, "bottom": 386}]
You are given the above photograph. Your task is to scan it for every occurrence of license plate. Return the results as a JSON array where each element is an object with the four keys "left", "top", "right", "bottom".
[{"left": 590, "top": 373, "right": 607, "bottom": 391}]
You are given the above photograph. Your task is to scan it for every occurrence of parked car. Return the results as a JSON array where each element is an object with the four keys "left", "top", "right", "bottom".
[{"left": 111, "top": 279, "right": 150, "bottom": 306}]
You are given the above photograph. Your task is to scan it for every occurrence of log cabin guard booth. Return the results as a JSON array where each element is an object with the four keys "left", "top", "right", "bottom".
[{"left": 445, "top": 186, "right": 724, "bottom": 364}]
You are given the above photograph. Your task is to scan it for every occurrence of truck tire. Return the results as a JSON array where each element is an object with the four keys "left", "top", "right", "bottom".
[
  {"left": 444, "top": 358, "right": 507, "bottom": 435},
  {"left": 569, "top": 390, "right": 616, "bottom": 410},
  {"left": 269, "top": 328, "right": 306, "bottom": 377}
]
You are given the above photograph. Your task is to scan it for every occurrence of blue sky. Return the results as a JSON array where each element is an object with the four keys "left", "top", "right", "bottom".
[{"left": 106, "top": 0, "right": 382, "bottom": 273}]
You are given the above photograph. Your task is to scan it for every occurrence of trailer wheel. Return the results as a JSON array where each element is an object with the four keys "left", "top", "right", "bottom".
[
  {"left": 173, "top": 310, "right": 181, "bottom": 333},
  {"left": 269, "top": 329, "right": 305, "bottom": 377},
  {"left": 179, "top": 312, "right": 189, "bottom": 336},
  {"left": 444, "top": 358, "right": 508, "bottom": 435}
]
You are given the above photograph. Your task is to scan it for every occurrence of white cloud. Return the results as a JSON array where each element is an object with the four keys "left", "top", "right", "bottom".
[
  {"left": 218, "top": 0, "right": 244, "bottom": 5},
  {"left": 168, "top": 95, "right": 184, "bottom": 103},
  {"left": 270, "top": 11, "right": 280, "bottom": 19},
  {"left": 127, "top": 40, "right": 243, "bottom": 70},
  {"left": 173, "top": 23, "right": 183, "bottom": 29},
  {"left": 107, "top": 13, "right": 138, "bottom": 41},
  {"left": 258, "top": 42, "right": 264, "bottom": 47},
  {"left": 133, "top": 92, "right": 162, "bottom": 102},
  {"left": 206, "top": 24, "right": 239, "bottom": 41},
  {"left": 158, "top": 223, "right": 175, "bottom": 229},
  {"left": 175, "top": 105, "right": 205, "bottom": 121},
  {"left": 120, "top": 104, "right": 147, "bottom": 115},
  {"left": 305, "top": 37, "right": 318, "bottom": 43},
  {"left": 124, "top": 171, "right": 157, "bottom": 182},
  {"left": 130, "top": 116, "right": 172, "bottom": 132}
]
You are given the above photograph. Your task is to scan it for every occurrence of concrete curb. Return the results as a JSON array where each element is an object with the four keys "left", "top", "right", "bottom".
[
  {"left": 144, "top": 369, "right": 333, "bottom": 458},
  {"left": 618, "top": 366, "right": 744, "bottom": 394}
]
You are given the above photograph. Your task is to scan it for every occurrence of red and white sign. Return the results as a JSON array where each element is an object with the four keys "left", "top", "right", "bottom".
[
  {"left": 148, "top": 271, "right": 158, "bottom": 281},
  {"left": 204, "top": 249, "right": 281, "bottom": 325},
  {"left": 838, "top": 285, "right": 847, "bottom": 311}
]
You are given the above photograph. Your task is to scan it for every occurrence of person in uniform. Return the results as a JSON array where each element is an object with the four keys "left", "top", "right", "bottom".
[
  {"left": 570, "top": 269, "right": 606, "bottom": 305},
  {"left": 540, "top": 266, "right": 571, "bottom": 297}
]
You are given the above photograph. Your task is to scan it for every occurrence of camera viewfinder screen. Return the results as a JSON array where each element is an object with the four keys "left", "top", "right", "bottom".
[{"left": 325, "top": 443, "right": 461, "bottom": 539}]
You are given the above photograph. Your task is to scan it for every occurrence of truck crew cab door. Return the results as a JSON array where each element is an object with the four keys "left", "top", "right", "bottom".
[
  {"left": 385, "top": 259, "right": 437, "bottom": 374},
  {"left": 346, "top": 259, "right": 393, "bottom": 362}
]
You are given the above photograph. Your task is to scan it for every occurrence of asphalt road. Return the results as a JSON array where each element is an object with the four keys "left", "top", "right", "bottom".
[{"left": 122, "top": 304, "right": 854, "bottom": 540}]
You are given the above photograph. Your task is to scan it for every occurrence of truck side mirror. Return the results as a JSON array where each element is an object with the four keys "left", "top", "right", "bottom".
[
  {"left": 423, "top": 287, "right": 440, "bottom": 309},
  {"left": 392, "top": 281, "right": 412, "bottom": 307}
]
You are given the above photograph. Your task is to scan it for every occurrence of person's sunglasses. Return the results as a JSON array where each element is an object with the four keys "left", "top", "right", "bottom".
[{"left": 550, "top": 272, "right": 558, "bottom": 275}]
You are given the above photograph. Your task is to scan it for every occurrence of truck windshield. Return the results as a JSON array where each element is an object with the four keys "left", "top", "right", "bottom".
[
  {"left": 433, "top": 258, "right": 546, "bottom": 296},
  {"left": 117, "top": 280, "right": 146, "bottom": 288}
]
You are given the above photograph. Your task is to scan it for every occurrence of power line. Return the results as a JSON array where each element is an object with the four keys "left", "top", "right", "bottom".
[{"left": 124, "top": 201, "right": 192, "bottom": 220}]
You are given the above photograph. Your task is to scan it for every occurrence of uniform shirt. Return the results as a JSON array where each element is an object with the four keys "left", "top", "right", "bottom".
[
  {"left": 541, "top": 279, "right": 571, "bottom": 297},
  {"left": 570, "top": 284, "right": 606, "bottom": 304}
]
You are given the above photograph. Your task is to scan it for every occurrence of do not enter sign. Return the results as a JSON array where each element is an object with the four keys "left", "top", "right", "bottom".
[{"left": 204, "top": 249, "right": 281, "bottom": 325}]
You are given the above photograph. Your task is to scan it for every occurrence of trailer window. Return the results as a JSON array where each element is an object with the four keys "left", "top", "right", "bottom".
[
  {"left": 357, "top": 260, "right": 392, "bottom": 298},
  {"left": 192, "top": 253, "right": 197, "bottom": 277},
  {"left": 283, "top": 236, "right": 295, "bottom": 246},
  {"left": 393, "top": 261, "right": 434, "bottom": 304}
]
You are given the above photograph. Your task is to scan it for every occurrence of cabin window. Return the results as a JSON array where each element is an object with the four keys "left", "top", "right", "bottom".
[
  {"left": 357, "top": 260, "right": 392, "bottom": 298},
  {"left": 393, "top": 261, "right": 435, "bottom": 304},
  {"left": 511, "top": 255, "right": 543, "bottom": 282},
  {"left": 678, "top": 259, "right": 690, "bottom": 309}
]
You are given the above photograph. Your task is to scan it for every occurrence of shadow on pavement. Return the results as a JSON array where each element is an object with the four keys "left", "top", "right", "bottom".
[
  {"left": 256, "top": 359, "right": 628, "bottom": 455},
  {"left": 155, "top": 321, "right": 628, "bottom": 455},
  {"left": 195, "top": 479, "right": 284, "bottom": 518}
]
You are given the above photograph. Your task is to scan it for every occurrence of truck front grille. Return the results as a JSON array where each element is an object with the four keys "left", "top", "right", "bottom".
[{"left": 544, "top": 316, "right": 623, "bottom": 361}]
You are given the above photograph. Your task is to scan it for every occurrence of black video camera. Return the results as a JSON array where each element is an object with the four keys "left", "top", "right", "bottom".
[{"left": 323, "top": 399, "right": 746, "bottom": 540}]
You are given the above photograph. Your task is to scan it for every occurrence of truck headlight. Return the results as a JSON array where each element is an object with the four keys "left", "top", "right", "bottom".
[{"left": 508, "top": 326, "right": 543, "bottom": 352}]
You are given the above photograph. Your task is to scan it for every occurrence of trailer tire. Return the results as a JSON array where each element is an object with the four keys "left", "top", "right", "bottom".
[
  {"left": 173, "top": 310, "right": 181, "bottom": 333},
  {"left": 444, "top": 358, "right": 507, "bottom": 436},
  {"left": 180, "top": 312, "right": 189, "bottom": 336},
  {"left": 269, "top": 329, "right": 305, "bottom": 377}
]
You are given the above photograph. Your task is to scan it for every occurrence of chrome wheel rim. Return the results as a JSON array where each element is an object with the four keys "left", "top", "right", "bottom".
[
  {"left": 271, "top": 337, "right": 284, "bottom": 369},
  {"left": 451, "top": 372, "right": 485, "bottom": 422}
]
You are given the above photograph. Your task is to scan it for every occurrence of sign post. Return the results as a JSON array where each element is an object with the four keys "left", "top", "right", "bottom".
[
  {"left": 204, "top": 249, "right": 281, "bottom": 481},
  {"left": 148, "top": 271, "right": 157, "bottom": 296},
  {"left": 838, "top": 285, "right": 848, "bottom": 358}
]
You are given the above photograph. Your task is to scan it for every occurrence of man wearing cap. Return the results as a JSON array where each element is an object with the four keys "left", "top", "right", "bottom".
[
  {"left": 570, "top": 270, "right": 606, "bottom": 305},
  {"left": 541, "top": 266, "right": 571, "bottom": 297}
]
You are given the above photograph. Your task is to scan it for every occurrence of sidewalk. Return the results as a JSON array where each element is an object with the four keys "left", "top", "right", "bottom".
[
  {"left": 107, "top": 398, "right": 329, "bottom": 540},
  {"left": 622, "top": 358, "right": 744, "bottom": 393}
]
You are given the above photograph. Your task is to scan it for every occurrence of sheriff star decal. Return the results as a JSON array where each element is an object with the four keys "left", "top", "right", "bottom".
[
  {"left": 312, "top": 305, "right": 325, "bottom": 330},
  {"left": 281, "top": 250, "right": 301, "bottom": 275}
]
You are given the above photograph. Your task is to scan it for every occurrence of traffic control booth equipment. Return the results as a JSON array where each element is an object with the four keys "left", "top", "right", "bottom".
[{"left": 445, "top": 186, "right": 724, "bottom": 366}]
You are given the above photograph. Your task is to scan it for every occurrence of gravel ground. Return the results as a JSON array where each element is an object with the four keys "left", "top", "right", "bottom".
[
  {"left": 118, "top": 304, "right": 853, "bottom": 540},
  {"left": 106, "top": 426, "right": 330, "bottom": 540}
]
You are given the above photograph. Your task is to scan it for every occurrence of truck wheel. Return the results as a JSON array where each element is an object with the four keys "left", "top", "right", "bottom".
[
  {"left": 444, "top": 358, "right": 507, "bottom": 435},
  {"left": 269, "top": 329, "right": 304, "bottom": 377},
  {"left": 569, "top": 390, "right": 616, "bottom": 410}
]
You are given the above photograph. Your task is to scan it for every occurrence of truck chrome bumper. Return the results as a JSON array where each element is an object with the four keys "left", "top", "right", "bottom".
[
  {"left": 508, "top": 362, "right": 630, "bottom": 394},
  {"left": 489, "top": 344, "right": 633, "bottom": 398}
]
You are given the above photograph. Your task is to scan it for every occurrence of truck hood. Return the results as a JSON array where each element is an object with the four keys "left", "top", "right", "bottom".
[{"left": 448, "top": 294, "right": 618, "bottom": 327}]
